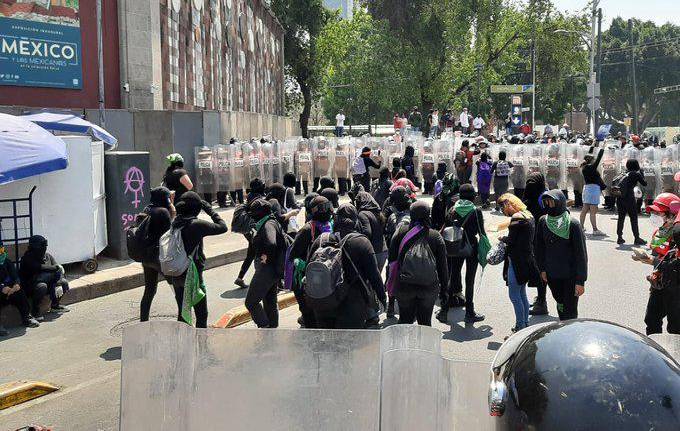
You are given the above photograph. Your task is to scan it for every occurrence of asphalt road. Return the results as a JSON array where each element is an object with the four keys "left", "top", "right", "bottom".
[{"left": 0, "top": 206, "right": 658, "bottom": 431}]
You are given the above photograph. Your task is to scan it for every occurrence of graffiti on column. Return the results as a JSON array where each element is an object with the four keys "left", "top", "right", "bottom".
[{"left": 122, "top": 166, "right": 145, "bottom": 231}]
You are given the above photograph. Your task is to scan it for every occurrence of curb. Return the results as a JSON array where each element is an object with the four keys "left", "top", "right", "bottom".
[
  {"left": 62, "top": 247, "right": 248, "bottom": 306},
  {"left": 0, "top": 381, "right": 59, "bottom": 410},
  {"left": 213, "top": 292, "right": 298, "bottom": 328}
]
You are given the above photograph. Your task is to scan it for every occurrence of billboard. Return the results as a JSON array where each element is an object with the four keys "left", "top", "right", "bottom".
[{"left": 0, "top": 1, "right": 82, "bottom": 89}]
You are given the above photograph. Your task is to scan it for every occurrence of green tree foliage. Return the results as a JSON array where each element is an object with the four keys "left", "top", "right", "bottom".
[
  {"left": 600, "top": 18, "right": 680, "bottom": 132},
  {"left": 270, "top": 0, "right": 331, "bottom": 137}
]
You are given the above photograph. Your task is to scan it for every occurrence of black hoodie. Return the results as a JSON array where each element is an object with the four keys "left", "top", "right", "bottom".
[
  {"left": 146, "top": 187, "right": 173, "bottom": 246},
  {"left": 19, "top": 235, "right": 59, "bottom": 286},
  {"left": 523, "top": 173, "right": 547, "bottom": 221},
  {"left": 355, "top": 192, "right": 386, "bottom": 254},
  {"left": 535, "top": 190, "right": 588, "bottom": 284}
]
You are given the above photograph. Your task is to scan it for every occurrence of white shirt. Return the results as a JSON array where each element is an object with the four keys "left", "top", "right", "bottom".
[
  {"left": 336, "top": 114, "right": 345, "bottom": 127},
  {"left": 459, "top": 112, "right": 470, "bottom": 127},
  {"left": 559, "top": 126, "right": 568, "bottom": 137},
  {"left": 431, "top": 114, "right": 439, "bottom": 126},
  {"left": 473, "top": 117, "right": 485, "bottom": 129}
]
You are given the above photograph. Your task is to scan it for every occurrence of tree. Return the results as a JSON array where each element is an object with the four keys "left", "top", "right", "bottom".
[{"left": 270, "top": 0, "right": 332, "bottom": 137}]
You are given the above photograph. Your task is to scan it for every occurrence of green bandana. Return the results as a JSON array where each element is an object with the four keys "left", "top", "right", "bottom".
[
  {"left": 442, "top": 174, "right": 460, "bottom": 197},
  {"left": 255, "top": 214, "right": 272, "bottom": 232},
  {"left": 454, "top": 199, "right": 476, "bottom": 218},
  {"left": 651, "top": 226, "right": 672, "bottom": 249},
  {"left": 0, "top": 251, "right": 6, "bottom": 265},
  {"left": 546, "top": 212, "right": 571, "bottom": 239}
]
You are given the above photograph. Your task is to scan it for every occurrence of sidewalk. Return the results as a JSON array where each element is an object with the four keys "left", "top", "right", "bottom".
[{"left": 62, "top": 206, "right": 249, "bottom": 305}]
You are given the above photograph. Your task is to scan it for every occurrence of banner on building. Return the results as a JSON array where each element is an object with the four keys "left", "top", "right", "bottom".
[{"left": 0, "top": 1, "right": 83, "bottom": 89}]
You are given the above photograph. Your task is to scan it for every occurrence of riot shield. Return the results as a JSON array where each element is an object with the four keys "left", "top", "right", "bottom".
[
  {"left": 120, "top": 322, "right": 495, "bottom": 431},
  {"left": 243, "top": 140, "right": 263, "bottom": 185},
  {"left": 565, "top": 144, "right": 584, "bottom": 197},
  {"left": 260, "top": 141, "right": 274, "bottom": 185},
  {"left": 526, "top": 144, "right": 544, "bottom": 178},
  {"left": 641, "top": 146, "right": 660, "bottom": 201},
  {"left": 334, "top": 137, "right": 351, "bottom": 181},
  {"left": 280, "top": 139, "right": 296, "bottom": 179},
  {"left": 296, "top": 139, "right": 313, "bottom": 188},
  {"left": 659, "top": 146, "right": 677, "bottom": 193},
  {"left": 367, "top": 138, "right": 384, "bottom": 180},
  {"left": 544, "top": 142, "right": 564, "bottom": 190},
  {"left": 270, "top": 141, "right": 282, "bottom": 184},
  {"left": 229, "top": 142, "right": 246, "bottom": 191},
  {"left": 194, "top": 146, "right": 215, "bottom": 197},
  {"left": 421, "top": 140, "right": 436, "bottom": 188},
  {"left": 213, "top": 145, "right": 231, "bottom": 194},
  {"left": 509, "top": 144, "right": 527, "bottom": 191},
  {"left": 313, "top": 137, "right": 332, "bottom": 180},
  {"left": 600, "top": 144, "right": 620, "bottom": 195},
  {"left": 435, "top": 139, "right": 454, "bottom": 174}
]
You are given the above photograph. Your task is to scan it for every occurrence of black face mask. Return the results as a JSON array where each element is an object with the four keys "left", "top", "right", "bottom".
[{"left": 546, "top": 205, "right": 563, "bottom": 217}]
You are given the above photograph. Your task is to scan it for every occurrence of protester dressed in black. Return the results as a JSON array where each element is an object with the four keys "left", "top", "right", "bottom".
[
  {"left": 320, "top": 187, "right": 340, "bottom": 209},
  {"left": 140, "top": 187, "right": 174, "bottom": 321},
  {"left": 0, "top": 245, "right": 39, "bottom": 331},
  {"left": 617, "top": 159, "right": 647, "bottom": 245},
  {"left": 372, "top": 167, "right": 393, "bottom": 208},
  {"left": 535, "top": 190, "right": 588, "bottom": 320},
  {"left": 522, "top": 172, "right": 549, "bottom": 315},
  {"left": 171, "top": 192, "right": 228, "bottom": 328},
  {"left": 354, "top": 191, "right": 387, "bottom": 271},
  {"left": 19, "top": 235, "right": 69, "bottom": 316},
  {"left": 308, "top": 204, "right": 386, "bottom": 329},
  {"left": 234, "top": 178, "right": 266, "bottom": 289},
  {"left": 389, "top": 201, "right": 448, "bottom": 326},
  {"left": 246, "top": 199, "right": 283, "bottom": 328},
  {"left": 431, "top": 173, "right": 460, "bottom": 231},
  {"left": 162, "top": 153, "right": 193, "bottom": 200}
]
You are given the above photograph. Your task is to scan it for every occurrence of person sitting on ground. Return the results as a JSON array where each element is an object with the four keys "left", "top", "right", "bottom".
[
  {"left": 0, "top": 242, "right": 40, "bottom": 335},
  {"left": 303, "top": 192, "right": 320, "bottom": 223},
  {"left": 391, "top": 157, "right": 402, "bottom": 180},
  {"left": 140, "top": 187, "right": 175, "bottom": 322},
  {"left": 390, "top": 169, "right": 419, "bottom": 200},
  {"left": 19, "top": 235, "right": 69, "bottom": 318},
  {"left": 388, "top": 201, "right": 448, "bottom": 326},
  {"left": 320, "top": 187, "right": 340, "bottom": 209},
  {"left": 535, "top": 190, "right": 588, "bottom": 321},
  {"left": 372, "top": 167, "right": 393, "bottom": 208},
  {"left": 497, "top": 194, "right": 540, "bottom": 333},
  {"left": 308, "top": 204, "right": 386, "bottom": 329},
  {"left": 317, "top": 175, "right": 336, "bottom": 193},
  {"left": 170, "top": 192, "right": 228, "bottom": 328},
  {"left": 162, "top": 153, "right": 193, "bottom": 200}
]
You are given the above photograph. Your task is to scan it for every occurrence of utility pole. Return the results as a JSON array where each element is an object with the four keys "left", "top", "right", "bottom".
[
  {"left": 570, "top": 76, "right": 575, "bottom": 129},
  {"left": 531, "top": 38, "right": 536, "bottom": 130},
  {"left": 96, "top": 0, "right": 106, "bottom": 128},
  {"left": 595, "top": 7, "right": 602, "bottom": 134},
  {"left": 475, "top": 63, "right": 483, "bottom": 115},
  {"left": 587, "top": 0, "right": 599, "bottom": 137},
  {"left": 629, "top": 19, "right": 640, "bottom": 134}
]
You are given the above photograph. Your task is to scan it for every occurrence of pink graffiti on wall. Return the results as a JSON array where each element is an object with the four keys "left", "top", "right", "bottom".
[{"left": 123, "top": 166, "right": 145, "bottom": 209}]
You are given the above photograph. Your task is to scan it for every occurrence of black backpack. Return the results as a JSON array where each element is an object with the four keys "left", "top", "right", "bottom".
[
  {"left": 231, "top": 203, "right": 254, "bottom": 234},
  {"left": 126, "top": 214, "right": 150, "bottom": 262},
  {"left": 442, "top": 212, "right": 475, "bottom": 257},
  {"left": 610, "top": 172, "right": 629, "bottom": 198},
  {"left": 399, "top": 231, "right": 439, "bottom": 288},
  {"left": 275, "top": 223, "right": 294, "bottom": 278},
  {"left": 304, "top": 232, "right": 350, "bottom": 311}
]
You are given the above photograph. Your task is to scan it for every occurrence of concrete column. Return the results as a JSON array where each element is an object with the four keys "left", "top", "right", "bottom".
[{"left": 118, "top": 0, "right": 163, "bottom": 110}]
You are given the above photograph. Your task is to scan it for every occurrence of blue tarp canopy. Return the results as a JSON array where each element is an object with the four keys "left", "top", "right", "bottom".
[
  {"left": 0, "top": 113, "right": 69, "bottom": 185},
  {"left": 21, "top": 112, "right": 118, "bottom": 149}
]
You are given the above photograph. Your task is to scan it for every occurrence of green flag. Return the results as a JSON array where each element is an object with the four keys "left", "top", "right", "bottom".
[{"left": 181, "top": 259, "right": 206, "bottom": 325}]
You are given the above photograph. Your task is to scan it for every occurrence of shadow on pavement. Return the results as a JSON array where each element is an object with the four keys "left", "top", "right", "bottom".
[
  {"left": 220, "top": 288, "right": 247, "bottom": 299},
  {"left": 100, "top": 346, "right": 122, "bottom": 361}
]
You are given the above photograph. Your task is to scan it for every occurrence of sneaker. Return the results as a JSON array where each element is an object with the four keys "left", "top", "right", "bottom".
[
  {"left": 34, "top": 315, "right": 45, "bottom": 322},
  {"left": 529, "top": 300, "right": 548, "bottom": 316},
  {"left": 23, "top": 317, "right": 40, "bottom": 328},
  {"left": 617, "top": 236, "right": 625, "bottom": 245},
  {"left": 366, "top": 317, "right": 380, "bottom": 328},
  {"left": 297, "top": 316, "right": 306, "bottom": 328},
  {"left": 234, "top": 278, "right": 249, "bottom": 289},
  {"left": 634, "top": 237, "right": 647, "bottom": 246},
  {"left": 436, "top": 309, "right": 449, "bottom": 324},
  {"left": 50, "top": 304, "right": 69, "bottom": 313},
  {"left": 464, "top": 313, "right": 485, "bottom": 323},
  {"left": 0, "top": 325, "right": 8, "bottom": 336},
  {"left": 592, "top": 230, "right": 606, "bottom": 236}
]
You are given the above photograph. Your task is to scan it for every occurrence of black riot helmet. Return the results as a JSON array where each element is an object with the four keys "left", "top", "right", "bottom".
[{"left": 489, "top": 319, "right": 680, "bottom": 431}]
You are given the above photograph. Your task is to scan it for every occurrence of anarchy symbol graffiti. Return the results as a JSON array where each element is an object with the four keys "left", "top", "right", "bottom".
[{"left": 124, "top": 166, "right": 145, "bottom": 209}]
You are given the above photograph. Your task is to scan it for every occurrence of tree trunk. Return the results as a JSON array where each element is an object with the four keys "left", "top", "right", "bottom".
[{"left": 299, "top": 81, "right": 312, "bottom": 138}]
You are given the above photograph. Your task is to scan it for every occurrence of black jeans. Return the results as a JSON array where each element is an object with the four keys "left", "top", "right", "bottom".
[
  {"left": 293, "top": 283, "right": 317, "bottom": 328},
  {"left": 449, "top": 254, "right": 479, "bottom": 315},
  {"left": 547, "top": 277, "right": 579, "bottom": 320},
  {"left": 1, "top": 289, "right": 31, "bottom": 323},
  {"left": 217, "top": 191, "right": 229, "bottom": 207},
  {"left": 536, "top": 280, "right": 547, "bottom": 303},
  {"left": 396, "top": 286, "right": 437, "bottom": 326},
  {"left": 338, "top": 177, "right": 350, "bottom": 195},
  {"left": 238, "top": 237, "right": 255, "bottom": 279},
  {"left": 616, "top": 198, "right": 640, "bottom": 239},
  {"left": 140, "top": 264, "right": 159, "bottom": 322},
  {"left": 314, "top": 287, "right": 368, "bottom": 329},
  {"left": 230, "top": 189, "right": 244, "bottom": 205},
  {"left": 645, "top": 288, "right": 680, "bottom": 335},
  {"left": 171, "top": 272, "right": 208, "bottom": 328},
  {"left": 245, "top": 262, "right": 279, "bottom": 328}
]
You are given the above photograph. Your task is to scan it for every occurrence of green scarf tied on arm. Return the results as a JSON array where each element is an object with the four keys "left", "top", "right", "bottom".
[
  {"left": 454, "top": 199, "right": 476, "bottom": 218},
  {"left": 546, "top": 212, "right": 571, "bottom": 239},
  {"left": 182, "top": 259, "right": 206, "bottom": 325}
]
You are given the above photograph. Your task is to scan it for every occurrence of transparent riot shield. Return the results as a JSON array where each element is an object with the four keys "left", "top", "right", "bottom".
[
  {"left": 368, "top": 138, "right": 385, "bottom": 180},
  {"left": 313, "top": 137, "right": 332, "bottom": 181},
  {"left": 565, "top": 144, "right": 584, "bottom": 198},
  {"left": 213, "top": 145, "right": 231, "bottom": 195},
  {"left": 641, "top": 146, "right": 660, "bottom": 202},
  {"left": 280, "top": 139, "right": 297, "bottom": 179},
  {"left": 544, "top": 142, "right": 564, "bottom": 190},
  {"left": 435, "top": 139, "right": 454, "bottom": 174},
  {"left": 243, "top": 140, "right": 263, "bottom": 185},
  {"left": 120, "top": 322, "right": 494, "bottom": 431},
  {"left": 659, "top": 146, "right": 678, "bottom": 193},
  {"left": 296, "top": 139, "right": 313, "bottom": 191},
  {"left": 194, "top": 146, "right": 215, "bottom": 198},
  {"left": 385, "top": 138, "right": 402, "bottom": 168},
  {"left": 600, "top": 144, "right": 620, "bottom": 194},
  {"left": 260, "top": 141, "right": 274, "bottom": 185},
  {"left": 229, "top": 142, "right": 246, "bottom": 191},
  {"left": 510, "top": 144, "right": 527, "bottom": 192},
  {"left": 421, "top": 140, "right": 436, "bottom": 190},
  {"left": 526, "top": 144, "right": 544, "bottom": 178},
  {"left": 270, "top": 141, "right": 282, "bottom": 184},
  {"left": 334, "top": 138, "right": 351, "bottom": 183}
]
